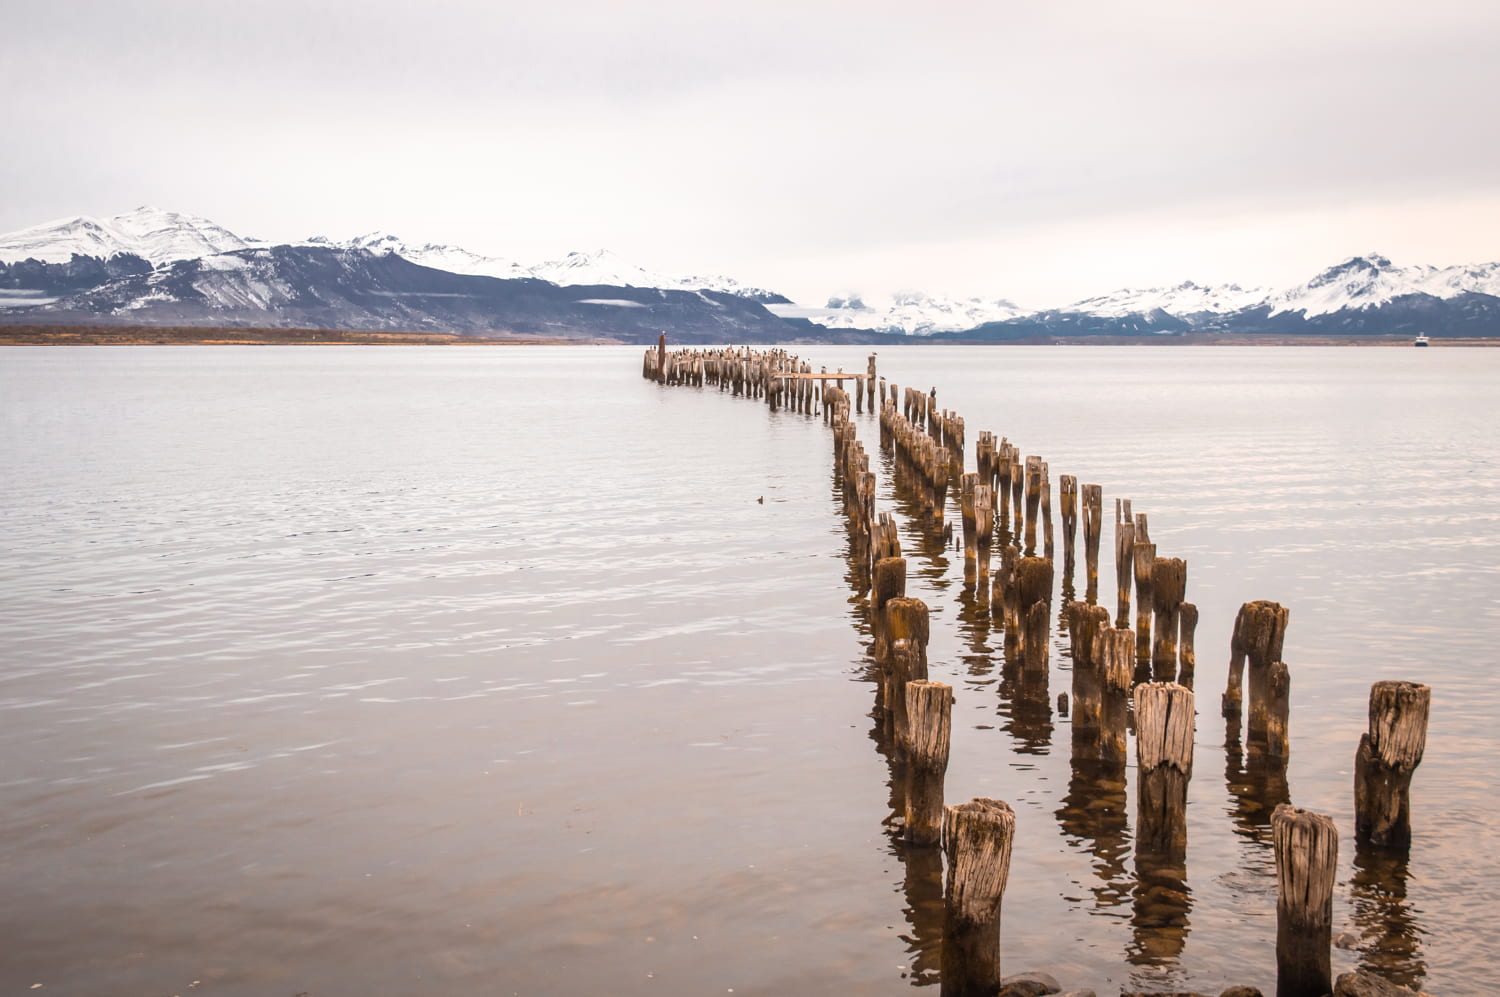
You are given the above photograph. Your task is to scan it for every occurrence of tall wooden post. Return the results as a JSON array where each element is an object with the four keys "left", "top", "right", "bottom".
[
  {"left": 902, "top": 680, "right": 953, "bottom": 846},
  {"left": 1354, "top": 681, "right": 1431, "bottom": 849},
  {"left": 941, "top": 799, "right": 1016, "bottom": 997},
  {"left": 1081, "top": 484, "right": 1103, "bottom": 602},
  {"left": 1132, "top": 541, "right": 1156, "bottom": 662},
  {"left": 1177, "top": 602, "right": 1198, "bottom": 688},
  {"left": 1114, "top": 518, "right": 1135, "bottom": 628},
  {"left": 1059, "top": 474, "right": 1078, "bottom": 584},
  {"left": 1151, "top": 557, "right": 1186, "bottom": 681},
  {"left": 1272, "top": 804, "right": 1338, "bottom": 997}
]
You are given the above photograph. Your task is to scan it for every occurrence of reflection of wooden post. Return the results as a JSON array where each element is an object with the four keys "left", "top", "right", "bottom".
[
  {"left": 941, "top": 799, "right": 1015, "bottom": 997},
  {"left": 1059, "top": 475, "right": 1078, "bottom": 583},
  {"left": 1177, "top": 602, "right": 1198, "bottom": 688},
  {"left": 1114, "top": 518, "right": 1135, "bottom": 628},
  {"left": 1355, "top": 681, "right": 1431, "bottom": 849},
  {"left": 1151, "top": 557, "right": 1186, "bottom": 681},
  {"left": 1273, "top": 804, "right": 1337, "bottom": 997},
  {"left": 1081, "top": 484, "right": 1103, "bottom": 601},
  {"left": 1135, "top": 682, "right": 1194, "bottom": 857},
  {"left": 902, "top": 681, "right": 953, "bottom": 846}
]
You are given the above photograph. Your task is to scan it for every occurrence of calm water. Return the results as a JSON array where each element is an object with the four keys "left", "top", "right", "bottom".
[{"left": 1, "top": 344, "right": 1496, "bottom": 996}]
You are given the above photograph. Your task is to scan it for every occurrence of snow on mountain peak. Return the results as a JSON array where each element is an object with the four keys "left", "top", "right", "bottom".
[
  {"left": 0, "top": 207, "right": 250, "bottom": 265},
  {"left": 1062, "top": 280, "right": 1271, "bottom": 318},
  {"left": 774, "top": 290, "right": 1029, "bottom": 335},
  {"left": 1269, "top": 253, "right": 1500, "bottom": 317}
]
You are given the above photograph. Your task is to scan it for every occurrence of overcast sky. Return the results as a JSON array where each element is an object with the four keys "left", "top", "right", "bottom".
[{"left": 3, "top": 0, "right": 1497, "bottom": 307}]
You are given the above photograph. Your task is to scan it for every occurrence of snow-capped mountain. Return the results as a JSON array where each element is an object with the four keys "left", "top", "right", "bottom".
[
  {"left": 329, "top": 232, "right": 533, "bottom": 281},
  {"left": 529, "top": 248, "right": 787, "bottom": 302},
  {"left": 772, "top": 291, "right": 1029, "bottom": 336},
  {"left": 1062, "top": 280, "right": 1271, "bottom": 319},
  {"left": 0, "top": 207, "right": 251, "bottom": 266},
  {"left": 1267, "top": 253, "right": 1500, "bottom": 317},
  {"left": 0, "top": 208, "right": 787, "bottom": 304}
]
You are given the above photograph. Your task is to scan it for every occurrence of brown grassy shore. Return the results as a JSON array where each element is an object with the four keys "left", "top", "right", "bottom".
[{"left": 0, "top": 324, "right": 581, "bottom": 346}]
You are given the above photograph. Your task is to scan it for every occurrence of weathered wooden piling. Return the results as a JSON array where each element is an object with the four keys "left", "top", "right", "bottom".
[
  {"left": 960, "top": 473, "right": 979, "bottom": 571},
  {"left": 1272, "top": 804, "right": 1338, "bottom": 997},
  {"left": 941, "top": 798, "right": 1016, "bottom": 997},
  {"left": 871, "top": 556, "right": 907, "bottom": 661},
  {"left": 973, "top": 485, "right": 994, "bottom": 590},
  {"left": 1150, "top": 557, "right": 1187, "bottom": 681},
  {"left": 1135, "top": 682, "right": 1194, "bottom": 857},
  {"left": 902, "top": 680, "right": 953, "bottom": 846},
  {"left": 1081, "top": 484, "right": 1103, "bottom": 600},
  {"left": 1262, "top": 660, "right": 1291, "bottom": 759},
  {"left": 885, "top": 597, "right": 931, "bottom": 683},
  {"left": 1097, "top": 628, "right": 1135, "bottom": 763},
  {"left": 1177, "top": 601, "right": 1198, "bottom": 688},
  {"left": 1023, "top": 456, "right": 1043, "bottom": 553},
  {"left": 1354, "top": 680, "right": 1431, "bottom": 849},
  {"left": 1132, "top": 541, "right": 1156, "bottom": 662},
  {"left": 1015, "top": 555, "right": 1053, "bottom": 671},
  {"left": 1224, "top": 600, "right": 1289, "bottom": 719},
  {"left": 1114, "top": 517, "right": 1136, "bottom": 628},
  {"left": 1040, "top": 463, "right": 1053, "bottom": 560},
  {"left": 1059, "top": 474, "right": 1078, "bottom": 583},
  {"left": 1067, "top": 602, "right": 1113, "bottom": 736}
]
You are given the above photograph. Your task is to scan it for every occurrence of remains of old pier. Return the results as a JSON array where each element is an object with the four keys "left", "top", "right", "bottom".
[{"left": 642, "top": 342, "right": 1435, "bottom": 997}]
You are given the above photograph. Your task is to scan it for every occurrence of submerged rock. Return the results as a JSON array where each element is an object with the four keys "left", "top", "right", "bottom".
[
  {"left": 998, "top": 970, "right": 1062, "bottom": 996},
  {"left": 1334, "top": 970, "right": 1433, "bottom": 996}
]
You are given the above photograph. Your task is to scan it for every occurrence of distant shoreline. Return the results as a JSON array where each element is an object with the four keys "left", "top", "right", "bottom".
[{"left": 0, "top": 323, "right": 1495, "bottom": 347}]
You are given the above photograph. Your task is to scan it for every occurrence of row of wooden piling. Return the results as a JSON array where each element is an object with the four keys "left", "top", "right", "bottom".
[{"left": 643, "top": 343, "right": 1433, "bottom": 997}]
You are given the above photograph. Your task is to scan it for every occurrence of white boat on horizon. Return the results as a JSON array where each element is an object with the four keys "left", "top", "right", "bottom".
[{"left": 1414, "top": 333, "right": 1430, "bottom": 347}]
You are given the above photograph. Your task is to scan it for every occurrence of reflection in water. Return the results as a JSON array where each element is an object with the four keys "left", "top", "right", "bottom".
[
  {"left": 1223, "top": 714, "right": 1291, "bottom": 847},
  {"left": 1130, "top": 801, "right": 1193, "bottom": 966},
  {"left": 896, "top": 839, "right": 946, "bottom": 986},
  {"left": 1056, "top": 743, "right": 1131, "bottom": 911},
  {"left": 1351, "top": 844, "right": 1428, "bottom": 991},
  {"left": 998, "top": 656, "right": 1053, "bottom": 754}
]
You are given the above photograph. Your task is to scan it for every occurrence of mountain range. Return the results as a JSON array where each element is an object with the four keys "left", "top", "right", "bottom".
[{"left": 2, "top": 207, "right": 1497, "bottom": 342}]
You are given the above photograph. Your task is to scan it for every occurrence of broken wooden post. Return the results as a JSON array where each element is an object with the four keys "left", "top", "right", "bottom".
[
  {"left": 902, "top": 680, "right": 953, "bottom": 847},
  {"left": 941, "top": 798, "right": 1016, "bottom": 997},
  {"left": 1151, "top": 557, "right": 1186, "bottom": 682},
  {"left": 1135, "top": 682, "right": 1194, "bottom": 857},
  {"left": 1225, "top": 600, "right": 1289, "bottom": 719},
  {"left": 1015, "top": 556, "right": 1053, "bottom": 671},
  {"left": 1177, "top": 602, "right": 1198, "bottom": 688},
  {"left": 1059, "top": 474, "right": 1078, "bottom": 584},
  {"left": 866, "top": 353, "right": 877, "bottom": 410},
  {"left": 1263, "top": 660, "right": 1290, "bottom": 760},
  {"left": 1354, "top": 681, "right": 1431, "bottom": 849},
  {"left": 1272, "top": 804, "right": 1338, "bottom": 997},
  {"left": 871, "top": 556, "right": 907, "bottom": 664},
  {"left": 1081, "top": 484, "right": 1103, "bottom": 601},
  {"left": 1068, "top": 602, "right": 1112, "bottom": 738}
]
